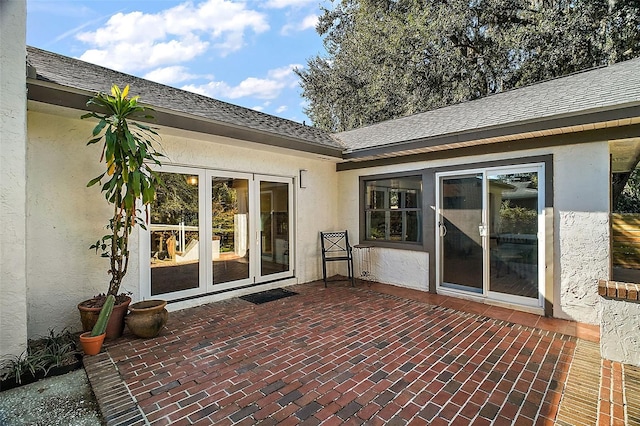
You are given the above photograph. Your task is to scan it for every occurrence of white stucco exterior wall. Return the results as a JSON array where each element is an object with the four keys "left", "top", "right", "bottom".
[
  {"left": 600, "top": 297, "right": 640, "bottom": 366},
  {"left": 0, "top": 0, "right": 28, "bottom": 356},
  {"left": 553, "top": 142, "right": 610, "bottom": 323},
  {"left": 337, "top": 143, "right": 609, "bottom": 323},
  {"left": 25, "top": 108, "right": 339, "bottom": 337}
]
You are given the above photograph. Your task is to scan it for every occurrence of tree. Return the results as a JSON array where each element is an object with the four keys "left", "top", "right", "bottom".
[
  {"left": 615, "top": 167, "right": 640, "bottom": 213},
  {"left": 298, "top": 0, "right": 640, "bottom": 132},
  {"left": 84, "top": 85, "right": 163, "bottom": 297}
]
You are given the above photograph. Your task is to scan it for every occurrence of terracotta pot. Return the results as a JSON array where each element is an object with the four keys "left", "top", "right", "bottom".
[
  {"left": 126, "top": 300, "right": 168, "bottom": 338},
  {"left": 78, "top": 296, "right": 131, "bottom": 340},
  {"left": 79, "top": 332, "right": 106, "bottom": 356}
]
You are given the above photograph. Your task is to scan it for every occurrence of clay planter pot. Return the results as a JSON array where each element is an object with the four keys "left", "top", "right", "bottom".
[
  {"left": 78, "top": 295, "right": 131, "bottom": 340},
  {"left": 126, "top": 300, "right": 168, "bottom": 338},
  {"left": 79, "top": 332, "right": 106, "bottom": 356}
]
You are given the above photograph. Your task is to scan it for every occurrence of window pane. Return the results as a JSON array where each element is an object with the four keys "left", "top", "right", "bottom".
[
  {"left": 212, "top": 177, "right": 249, "bottom": 285},
  {"left": 390, "top": 189, "right": 399, "bottom": 209},
  {"left": 367, "top": 211, "right": 387, "bottom": 240},
  {"left": 489, "top": 171, "right": 539, "bottom": 298},
  {"left": 366, "top": 187, "right": 386, "bottom": 209},
  {"left": 404, "top": 190, "right": 419, "bottom": 208},
  {"left": 406, "top": 211, "right": 421, "bottom": 242},
  {"left": 150, "top": 172, "right": 200, "bottom": 296},
  {"left": 260, "top": 181, "right": 290, "bottom": 275},
  {"left": 389, "top": 211, "right": 403, "bottom": 240},
  {"left": 364, "top": 175, "right": 422, "bottom": 243}
]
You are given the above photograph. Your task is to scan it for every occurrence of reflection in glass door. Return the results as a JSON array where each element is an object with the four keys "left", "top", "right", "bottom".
[
  {"left": 259, "top": 179, "right": 291, "bottom": 279},
  {"left": 150, "top": 171, "right": 202, "bottom": 296},
  {"left": 212, "top": 176, "right": 250, "bottom": 285},
  {"left": 437, "top": 165, "right": 544, "bottom": 308},
  {"left": 440, "top": 174, "right": 484, "bottom": 293},
  {"left": 148, "top": 169, "right": 294, "bottom": 300},
  {"left": 488, "top": 171, "right": 539, "bottom": 300}
]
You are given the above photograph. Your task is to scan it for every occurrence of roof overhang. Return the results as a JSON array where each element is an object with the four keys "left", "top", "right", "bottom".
[
  {"left": 337, "top": 105, "right": 640, "bottom": 171},
  {"left": 27, "top": 79, "right": 345, "bottom": 160}
]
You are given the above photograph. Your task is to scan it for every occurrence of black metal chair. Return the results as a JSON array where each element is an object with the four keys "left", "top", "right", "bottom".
[{"left": 320, "top": 230, "right": 355, "bottom": 287}]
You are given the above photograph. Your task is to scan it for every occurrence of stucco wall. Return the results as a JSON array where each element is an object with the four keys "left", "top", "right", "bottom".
[
  {"left": 600, "top": 297, "right": 640, "bottom": 366},
  {"left": 25, "top": 108, "right": 339, "bottom": 337},
  {"left": 337, "top": 142, "right": 610, "bottom": 323},
  {"left": 359, "top": 248, "right": 429, "bottom": 290},
  {"left": 0, "top": 0, "right": 28, "bottom": 356},
  {"left": 553, "top": 142, "right": 610, "bottom": 323}
]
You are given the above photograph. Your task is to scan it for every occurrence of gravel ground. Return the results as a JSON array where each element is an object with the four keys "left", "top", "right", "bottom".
[{"left": 0, "top": 369, "right": 103, "bottom": 426}]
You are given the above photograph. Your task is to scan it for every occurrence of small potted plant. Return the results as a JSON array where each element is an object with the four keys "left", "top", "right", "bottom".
[
  {"left": 79, "top": 295, "right": 115, "bottom": 355},
  {"left": 77, "top": 85, "right": 164, "bottom": 339}
]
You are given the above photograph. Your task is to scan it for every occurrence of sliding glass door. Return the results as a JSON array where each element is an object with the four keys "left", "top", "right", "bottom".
[
  {"left": 487, "top": 171, "right": 540, "bottom": 300},
  {"left": 146, "top": 167, "right": 293, "bottom": 299},
  {"left": 437, "top": 164, "right": 544, "bottom": 308},
  {"left": 439, "top": 174, "right": 484, "bottom": 293}
]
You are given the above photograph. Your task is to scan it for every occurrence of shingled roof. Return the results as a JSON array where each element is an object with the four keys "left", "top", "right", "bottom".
[
  {"left": 26, "top": 46, "right": 640, "bottom": 166},
  {"left": 26, "top": 46, "right": 344, "bottom": 156},
  {"left": 335, "top": 56, "right": 640, "bottom": 161}
]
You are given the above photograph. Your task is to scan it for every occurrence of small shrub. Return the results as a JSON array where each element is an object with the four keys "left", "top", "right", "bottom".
[{"left": 0, "top": 328, "right": 80, "bottom": 385}]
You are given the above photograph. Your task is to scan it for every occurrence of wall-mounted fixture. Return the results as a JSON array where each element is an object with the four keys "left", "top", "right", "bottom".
[{"left": 299, "top": 169, "right": 308, "bottom": 189}]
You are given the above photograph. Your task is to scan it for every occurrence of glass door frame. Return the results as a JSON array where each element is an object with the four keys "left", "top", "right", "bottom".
[
  {"left": 435, "top": 163, "right": 546, "bottom": 309},
  {"left": 140, "top": 166, "right": 294, "bottom": 300},
  {"left": 206, "top": 170, "right": 255, "bottom": 293},
  {"left": 140, "top": 164, "right": 208, "bottom": 300},
  {"left": 254, "top": 174, "right": 295, "bottom": 284}
]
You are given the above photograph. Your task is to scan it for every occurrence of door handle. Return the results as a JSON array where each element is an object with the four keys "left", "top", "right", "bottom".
[{"left": 439, "top": 222, "right": 447, "bottom": 237}]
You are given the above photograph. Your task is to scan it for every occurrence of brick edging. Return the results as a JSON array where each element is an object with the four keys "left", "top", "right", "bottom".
[
  {"left": 83, "top": 351, "right": 148, "bottom": 425},
  {"left": 598, "top": 279, "right": 640, "bottom": 302}
]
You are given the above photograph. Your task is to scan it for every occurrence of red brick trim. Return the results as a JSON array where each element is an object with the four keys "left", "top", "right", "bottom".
[{"left": 598, "top": 279, "right": 640, "bottom": 302}]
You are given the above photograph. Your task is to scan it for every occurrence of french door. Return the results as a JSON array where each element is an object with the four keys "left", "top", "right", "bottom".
[
  {"left": 436, "top": 164, "right": 545, "bottom": 308},
  {"left": 143, "top": 166, "right": 293, "bottom": 300}
]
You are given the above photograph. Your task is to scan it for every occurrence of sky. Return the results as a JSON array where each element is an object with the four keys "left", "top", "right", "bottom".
[{"left": 26, "top": 0, "right": 331, "bottom": 124}]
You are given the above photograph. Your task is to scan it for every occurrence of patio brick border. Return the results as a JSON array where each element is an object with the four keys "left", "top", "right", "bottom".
[{"left": 83, "top": 351, "right": 148, "bottom": 426}]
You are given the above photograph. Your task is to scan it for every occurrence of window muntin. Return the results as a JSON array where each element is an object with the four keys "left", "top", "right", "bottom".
[{"left": 364, "top": 176, "right": 422, "bottom": 243}]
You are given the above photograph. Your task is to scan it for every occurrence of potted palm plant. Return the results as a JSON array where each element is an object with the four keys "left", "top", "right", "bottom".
[{"left": 77, "top": 84, "right": 164, "bottom": 339}]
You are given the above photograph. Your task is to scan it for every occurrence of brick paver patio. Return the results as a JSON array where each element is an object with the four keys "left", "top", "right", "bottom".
[{"left": 85, "top": 280, "right": 637, "bottom": 425}]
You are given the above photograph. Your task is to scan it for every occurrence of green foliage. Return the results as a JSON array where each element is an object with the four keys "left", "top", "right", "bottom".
[
  {"left": 91, "top": 295, "right": 116, "bottom": 337},
  {"left": 151, "top": 173, "right": 199, "bottom": 226},
  {"left": 0, "top": 329, "right": 79, "bottom": 384},
  {"left": 498, "top": 201, "right": 537, "bottom": 234},
  {"left": 151, "top": 176, "right": 244, "bottom": 252},
  {"left": 298, "top": 0, "right": 640, "bottom": 131},
  {"left": 82, "top": 85, "right": 164, "bottom": 296},
  {"left": 615, "top": 168, "right": 640, "bottom": 213}
]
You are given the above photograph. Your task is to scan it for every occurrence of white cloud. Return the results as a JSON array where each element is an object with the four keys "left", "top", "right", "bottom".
[
  {"left": 75, "top": 0, "right": 269, "bottom": 72},
  {"left": 182, "top": 64, "right": 301, "bottom": 100},
  {"left": 144, "top": 66, "right": 201, "bottom": 85},
  {"left": 276, "top": 105, "right": 288, "bottom": 113},
  {"left": 79, "top": 36, "right": 209, "bottom": 72},
  {"left": 281, "top": 14, "right": 318, "bottom": 35},
  {"left": 264, "top": 0, "right": 317, "bottom": 8}
]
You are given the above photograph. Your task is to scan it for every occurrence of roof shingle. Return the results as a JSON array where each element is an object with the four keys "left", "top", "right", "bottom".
[
  {"left": 335, "top": 57, "right": 640, "bottom": 153},
  {"left": 26, "top": 46, "right": 343, "bottom": 151}
]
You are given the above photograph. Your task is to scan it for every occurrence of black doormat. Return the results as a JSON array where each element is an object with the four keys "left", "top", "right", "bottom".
[{"left": 240, "top": 288, "right": 298, "bottom": 305}]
